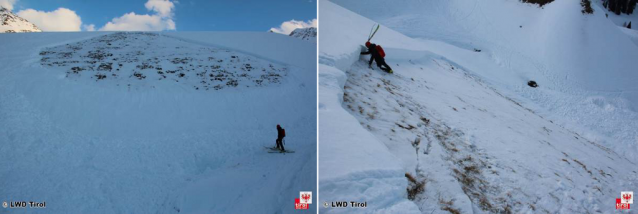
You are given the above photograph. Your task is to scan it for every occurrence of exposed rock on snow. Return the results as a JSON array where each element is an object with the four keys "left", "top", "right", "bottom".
[
  {"left": 40, "top": 32, "right": 288, "bottom": 91},
  {"left": 289, "top": 27, "right": 317, "bottom": 41},
  {"left": 0, "top": 7, "right": 41, "bottom": 33}
]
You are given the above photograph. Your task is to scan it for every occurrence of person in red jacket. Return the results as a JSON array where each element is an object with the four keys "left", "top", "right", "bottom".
[
  {"left": 361, "top": 41, "right": 393, "bottom": 73},
  {"left": 276, "top": 124, "right": 286, "bottom": 151}
]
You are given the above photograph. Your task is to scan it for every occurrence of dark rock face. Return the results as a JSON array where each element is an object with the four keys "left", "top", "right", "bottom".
[{"left": 289, "top": 27, "right": 317, "bottom": 41}]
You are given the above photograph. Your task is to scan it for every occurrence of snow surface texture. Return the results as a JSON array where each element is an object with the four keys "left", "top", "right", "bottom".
[
  {"left": 0, "top": 32, "right": 316, "bottom": 213},
  {"left": 290, "top": 27, "right": 318, "bottom": 41},
  {"left": 319, "top": 0, "right": 638, "bottom": 213},
  {"left": 0, "top": 7, "right": 41, "bottom": 33},
  {"left": 620, "top": 26, "right": 638, "bottom": 45},
  {"left": 40, "top": 32, "right": 288, "bottom": 91},
  {"left": 332, "top": 0, "right": 638, "bottom": 161}
]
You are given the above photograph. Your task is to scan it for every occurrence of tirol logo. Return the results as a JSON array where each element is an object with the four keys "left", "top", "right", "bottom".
[
  {"left": 300, "top": 191, "right": 312, "bottom": 204},
  {"left": 616, "top": 191, "right": 633, "bottom": 210},
  {"left": 295, "top": 191, "right": 312, "bottom": 210}
]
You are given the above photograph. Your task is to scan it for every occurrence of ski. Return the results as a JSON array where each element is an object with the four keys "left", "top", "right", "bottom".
[
  {"left": 268, "top": 150, "right": 295, "bottom": 154},
  {"left": 264, "top": 146, "right": 279, "bottom": 150},
  {"left": 265, "top": 146, "right": 294, "bottom": 153},
  {"left": 368, "top": 24, "right": 380, "bottom": 41}
]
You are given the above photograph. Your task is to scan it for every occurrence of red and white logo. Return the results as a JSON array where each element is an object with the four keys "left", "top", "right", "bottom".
[
  {"left": 622, "top": 191, "right": 633, "bottom": 204},
  {"left": 300, "top": 191, "right": 312, "bottom": 204},
  {"left": 295, "top": 191, "right": 312, "bottom": 210},
  {"left": 617, "top": 191, "right": 633, "bottom": 210}
]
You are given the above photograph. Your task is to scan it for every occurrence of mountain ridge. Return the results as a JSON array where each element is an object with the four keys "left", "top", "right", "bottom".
[{"left": 0, "top": 6, "right": 41, "bottom": 33}]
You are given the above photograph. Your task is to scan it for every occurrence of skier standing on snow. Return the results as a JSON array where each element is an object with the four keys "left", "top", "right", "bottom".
[
  {"left": 361, "top": 41, "right": 393, "bottom": 73},
  {"left": 276, "top": 124, "right": 286, "bottom": 151}
]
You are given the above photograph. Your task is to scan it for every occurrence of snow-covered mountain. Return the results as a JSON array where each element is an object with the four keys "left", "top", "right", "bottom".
[
  {"left": 289, "top": 27, "right": 317, "bottom": 41},
  {"left": 0, "top": 7, "right": 41, "bottom": 33},
  {"left": 0, "top": 31, "right": 316, "bottom": 213},
  {"left": 319, "top": 0, "right": 638, "bottom": 213}
]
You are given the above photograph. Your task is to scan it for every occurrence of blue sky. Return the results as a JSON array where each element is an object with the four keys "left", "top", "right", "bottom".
[{"left": 7, "top": 0, "right": 316, "bottom": 32}]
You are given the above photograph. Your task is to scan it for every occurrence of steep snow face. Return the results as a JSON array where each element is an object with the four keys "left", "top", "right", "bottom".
[
  {"left": 319, "top": 0, "right": 638, "bottom": 213},
  {"left": 289, "top": 27, "right": 317, "bottom": 41},
  {"left": 341, "top": 53, "right": 637, "bottom": 214},
  {"left": 0, "top": 7, "right": 41, "bottom": 33},
  {"left": 0, "top": 32, "right": 316, "bottom": 213},
  {"left": 332, "top": 0, "right": 638, "bottom": 161},
  {"left": 318, "top": 1, "right": 422, "bottom": 213}
]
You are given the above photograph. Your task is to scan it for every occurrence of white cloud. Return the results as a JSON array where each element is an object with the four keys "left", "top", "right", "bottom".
[
  {"left": 145, "top": 0, "right": 174, "bottom": 18},
  {"left": 270, "top": 19, "right": 317, "bottom": 35},
  {"left": 17, "top": 8, "right": 82, "bottom": 31},
  {"left": 99, "top": 0, "right": 176, "bottom": 31},
  {"left": 82, "top": 24, "right": 95, "bottom": 31},
  {"left": 100, "top": 12, "right": 175, "bottom": 31},
  {"left": 0, "top": 0, "right": 16, "bottom": 11}
]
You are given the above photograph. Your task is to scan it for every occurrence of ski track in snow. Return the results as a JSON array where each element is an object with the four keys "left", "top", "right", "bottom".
[{"left": 0, "top": 32, "right": 316, "bottom": 213}]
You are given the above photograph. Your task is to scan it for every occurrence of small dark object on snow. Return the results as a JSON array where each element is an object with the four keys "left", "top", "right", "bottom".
[
  {"left": 474, "top": 48, "right": 482, "bottom": 52},
  {"left": 520, "top": 25, "right": 522, "bottom": 28},
  {"left": 628, "top": 22, "right": 632, "bottom": 29},
  {"left": 528, "top": 81, "right": 538, "bottom": 88},
  {"left": 71, "top": 66, "right": 85, "bottom": 73},
  {"left": 133, "top": 72, "right": 146, "bottom": 80}
]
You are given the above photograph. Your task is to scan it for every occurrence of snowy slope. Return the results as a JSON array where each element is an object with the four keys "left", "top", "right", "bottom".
[
  {"left": 333, "top": 0, "right": 638, "bottom": 162},
  {"left": 0, "top": 32, "right": 316, "bottom": 213},
  {"left": 290, "top": 27, "right": 317, "bottom": 41},
  {"left": 619, "top": 26, "right": 638, "bottom": 45},
  {"left": 0, "top": 7, "right": 41, "bottom": 33},
  {"left": 319, "top": 0, "right": 638, "bottom": 213}
]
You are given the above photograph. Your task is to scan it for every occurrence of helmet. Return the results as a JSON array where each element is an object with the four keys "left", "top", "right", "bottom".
[{"left": 365, "top": 41, "right": 371, "bottom": 47}]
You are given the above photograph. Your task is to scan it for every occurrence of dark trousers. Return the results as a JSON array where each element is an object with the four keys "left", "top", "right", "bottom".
[
  {"left": 276, "top": 138, "right": 285, "bottom": 151},
  {"left": 377, "top": 59, "right": 392, "bottom": 72}
]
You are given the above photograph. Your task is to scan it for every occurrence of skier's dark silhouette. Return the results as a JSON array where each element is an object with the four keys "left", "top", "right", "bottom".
[
  {"left": 361, "top": 41, "right": 393, "bottom": 73},
  {"left": 276, "top": 124, "right": 285, "bottom": 151}
]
